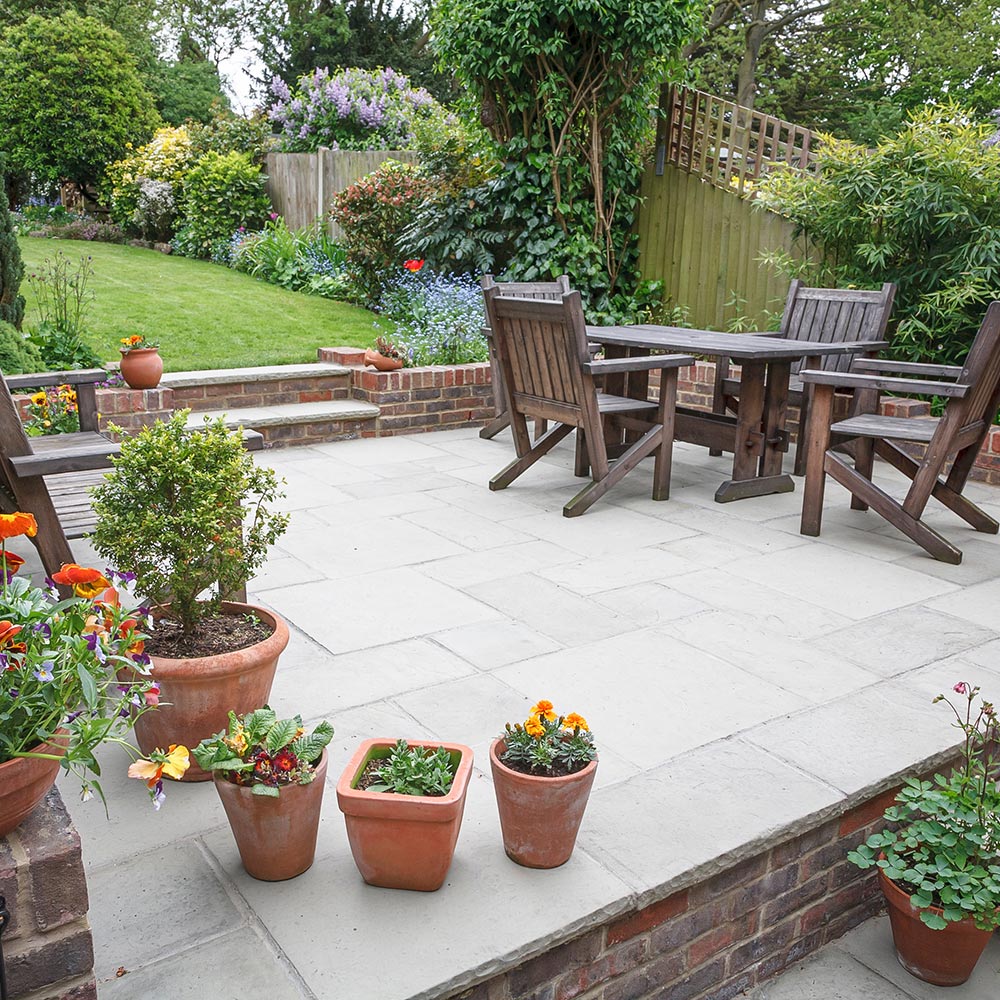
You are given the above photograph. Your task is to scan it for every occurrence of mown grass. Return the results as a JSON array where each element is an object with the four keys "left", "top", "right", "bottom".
[{"left": 18, "top": 238, "right": 378, "bottom": 371}]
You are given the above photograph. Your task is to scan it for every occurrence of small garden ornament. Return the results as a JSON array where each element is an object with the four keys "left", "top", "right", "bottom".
[
  {"left": 848, "top": 682, "right": 1000, "bottom": 986},
  {"left": 364, "top": 335, "right": 406, "bottom": 371},
  {"left": 491, "top": 700, "right": 597, "bottom": 868}
]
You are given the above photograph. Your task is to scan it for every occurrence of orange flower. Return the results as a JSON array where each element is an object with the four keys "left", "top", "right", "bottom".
[
  {"left": 0, "top": 512, "right": 37, "bottom": 540},
  {"left": 563, "top": 713, "right": 589, "bottom": 732},
  {"left": 51, "top": 564, "right": 112, "bottom": 598},
  {"left": 530, "top": 699, "right": 557, "bottom": 722},
  {"left": 0, "top": 620, "right": 22, "bottom": 648},
  {"left": 1, "top": 551, "right": 24, "bottom": 575},
  {"left": 524, "top": 714, "right": 545, "bottom": 738}
]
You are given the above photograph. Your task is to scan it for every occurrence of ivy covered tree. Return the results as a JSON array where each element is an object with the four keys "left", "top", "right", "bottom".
[
  {"left": 0, "top": 12, "right": 160, "bottom": 195},
  {"left": 0, "top": 156, "right": 25, "bottom": 330},
  {"left": 432, "top": 0, "right": 703, "bottom": 318}
]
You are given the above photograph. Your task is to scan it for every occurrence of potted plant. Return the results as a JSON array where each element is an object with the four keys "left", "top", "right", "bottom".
[
  {"left": 364, "top": 335, "right": 406, "bottom": 372},
  {"left": 191, "top": 707, "right": 333, "bottom": 880},
  {"left": 336, "top": 737, "right": 474, "bottom": 891},
  {"left": 118, "top": 333, "right": 163, "bottom": 389},
  {"left": 848, "top": 682, "right": 1000, "bottom": 986},
  {"left": 490, "top": 700, "right": 598, "bottom": 869},
  {"left": 90, "top": 411, "right": 290, "bottom": 781},
  {"left": 0, "top": 511, "right": 180, "bottom": 834}
]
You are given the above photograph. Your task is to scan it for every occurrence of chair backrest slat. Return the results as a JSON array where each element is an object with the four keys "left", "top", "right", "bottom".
[{"left": 954, "top": 302, "right": 1000, "bottom": 428}]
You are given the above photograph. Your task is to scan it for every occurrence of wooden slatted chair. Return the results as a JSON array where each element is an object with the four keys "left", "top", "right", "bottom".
[
  {"left": 799, "top": 301, "right": 1000, "bottom": 564},
  {"left": 713, "top": 281, "right": 897, "bottom": 474},
  {"left": 479, "top": 275, "right": 571, "bottom": 440},
  {"left": 486, "top": 289, "right": 694, "bottom": 517}
]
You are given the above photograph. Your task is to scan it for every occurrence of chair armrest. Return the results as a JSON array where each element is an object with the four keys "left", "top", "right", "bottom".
[
  {"left": 5, "top": 369, "right": 109, "bottom": 390},
  {"left": 803, "top": 339, "right": 890, "bottom": 354},
  {"left": 583, "top": 354, "right": 695, "bottom": 375},
  {"left": 798, "top": 369, "right": 970, "bottom": 397},
  {"left": 851, "top": 359, "right": 964, "bottom": 379}
]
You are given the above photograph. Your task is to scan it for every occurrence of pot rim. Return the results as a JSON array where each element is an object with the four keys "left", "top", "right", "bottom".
[
  {"left": 213, "top": 747, "right": 328, "bottom": 798},
  {"left": 877, "top": 855, "right": 1000, "bottom": 927},
  {"left": 0, "top": 728, "right": 71, "bottom": 771},
  {"left": 489, "top": 737, "right": 598, "bottom": 785},
  {"left": 120, "top": 346, "right": 160, "bottom": 355}
]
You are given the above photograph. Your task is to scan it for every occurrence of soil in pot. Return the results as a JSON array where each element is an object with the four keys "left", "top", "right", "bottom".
[
  {"left": 215, "top": 750, "right": 328, "bottom": 881},
  {"left": 879, "top": 867, "right": 995, "bottom": 986},
  {"left": 0, "top": 732, "right": 69, "bottom": 837}
]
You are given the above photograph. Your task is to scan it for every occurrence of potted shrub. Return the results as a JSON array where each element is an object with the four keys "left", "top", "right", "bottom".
[
  {"left": 0, "top": 511, "right": 178, "bottom": 834},
  {"left": 118, "top": 333, "right": 163, "bottom": 389},
  {"left": 90, "top": 411, "right": 290, "bottom": 781},
  {"left": 191, "top": 707, "right": 334, "bottom": 880},
  {"left": 336, "top": 737, "right": 474, "bottom": 891},
  {"left": 364, "top": 335, "right": 406, "bottom": 372},
  {"left": 490, "top": 700, "right": 597, "bottom": 869},
  {"left": 848, "top": 682, "right": 1000, "bottom": 986}
]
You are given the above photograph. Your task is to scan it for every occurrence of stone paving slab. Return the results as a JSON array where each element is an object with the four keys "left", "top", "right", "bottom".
[{"left": 25, "top": 428, "right": 1000, "bottom": 1000}]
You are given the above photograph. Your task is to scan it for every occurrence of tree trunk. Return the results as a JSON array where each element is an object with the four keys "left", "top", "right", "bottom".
[{"left": 736, "top": 0, "right": 769, "bottom": 109}]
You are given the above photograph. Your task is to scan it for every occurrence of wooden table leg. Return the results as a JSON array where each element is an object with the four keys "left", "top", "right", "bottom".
[
  {"left": 760, "top": 360, "right": 791, "bottom": 479},
  {"left": 603, "top": 344, "right": 634, "bottom": 458}
]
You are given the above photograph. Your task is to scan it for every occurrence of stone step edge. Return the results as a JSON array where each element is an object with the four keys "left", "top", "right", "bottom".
[
  {"left": 162, "top": 362, "right": 351, "bottom": 389},
  {"left": 185, "top": 400, "right": 379, "bottom": 430}
]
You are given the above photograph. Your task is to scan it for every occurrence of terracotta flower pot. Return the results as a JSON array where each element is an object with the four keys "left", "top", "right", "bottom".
[
  {"left": 489, "top": 738, "right": 597, "bottom": 869},
  {"left": 119, "top": 347, "right": 164, "bottom": 389},
  {"left": 336, "top": 738, "right": 473, "bottom": 891},
  {"left": 364, "top": 348, "right": 404, "bottom": 372},
  {"left": 214, "top": 749, "right": 328, "bottom": 881},
  {"left": 878, "top": 866, "right": 995, "bottom": 986},
  {"left": 0, "top": 731, "right": 69, "bottom": 838},
  {"left": 130, "top": 603, "right": 289, "bottom": 782}
]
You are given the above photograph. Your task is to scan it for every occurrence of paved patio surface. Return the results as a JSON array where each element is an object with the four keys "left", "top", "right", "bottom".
[{"left": 39, "top": 427, "right": 1000, "bottom": 999}]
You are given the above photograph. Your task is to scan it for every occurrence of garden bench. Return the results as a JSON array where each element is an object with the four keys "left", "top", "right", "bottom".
[
  {"left": 800, "top": 301, "right": 1000, "bottom": 563},
  {"left": 713, "top": 281, "right": 896, "bottom": 474}
]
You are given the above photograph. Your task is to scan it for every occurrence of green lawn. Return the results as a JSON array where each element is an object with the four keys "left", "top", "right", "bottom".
[{"left": 18, "top": 238, "right": 378, "bottom": 372}]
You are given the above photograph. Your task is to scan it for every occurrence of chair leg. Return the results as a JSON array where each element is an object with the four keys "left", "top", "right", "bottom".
[
  {"left": 491, "top": 424, "right": 574, "bottom": 491},
  {"left": 792, "top": 390, "right": 811, "bottom": 477},
  {"left": 652, "top": 369, "right": 678, "bottom": 501},
  {"left": 564, "top": 425, "right": 663, "bottom": 517},
  {"left": 710, "top": 359, "right": 729, "bottom": 457},
  {"left": 574, "top": 430, "right": 590, "bottom": 477},
  {"left": 800, "top": 384, "right": 835, "bottom": 537},
  {"left": 850, "top": 437, "right": 875, "bottom": 511},
  {"left": 479, "top": 411, "right": 511, "bottom": 440}
]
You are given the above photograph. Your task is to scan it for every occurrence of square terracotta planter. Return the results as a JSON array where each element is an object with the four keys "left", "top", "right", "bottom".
[{"left": 336, "top": 738, "right": 473, "bottom": 891}]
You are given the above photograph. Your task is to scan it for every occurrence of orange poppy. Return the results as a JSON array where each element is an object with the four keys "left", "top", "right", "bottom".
[
  {"left": 0, "top": 512, "right": 38, "bottom": 540},
  {"left": 1, "top": 551, "right": 24, "bottom": 575},
  {"left": 51, "top": 563, "right": 112, "bottom": 598},
  {"left": 0, "top": 620, "right": 24, "bottom": 651}
]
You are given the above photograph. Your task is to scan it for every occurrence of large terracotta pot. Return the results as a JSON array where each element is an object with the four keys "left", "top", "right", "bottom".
[
  {"left": 879, "top": 866, "right": 995, "bottom": 986},
  {"left": 336, "top": 738, "right": 473, "bottom": 891},
  {"left": 363, "top": 348, "right": 404, "bottom": 372},
  {"left": 214, "top": 749, "right": 327, "bottom": 881},
  {"left": 132, "top": 603, "right": 289, "bottom": 782},
  {"left": 119, "top": 347, "right": 164, "bottom": 389},
  {"left": 0, "top": 731, "right": 69, "bottom": 838},
  {"left": 489, "top": 738, "right": 597, "bottom": 869}
]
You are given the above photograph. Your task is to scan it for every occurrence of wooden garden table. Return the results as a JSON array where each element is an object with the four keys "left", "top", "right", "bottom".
[{"left": 585, "top": 325, "right": 888, "bottom": 502}]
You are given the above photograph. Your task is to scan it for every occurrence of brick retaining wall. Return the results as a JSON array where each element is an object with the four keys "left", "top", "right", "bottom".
[{"left": 0, "top": 790, "right": 96, "bottom": 1000}]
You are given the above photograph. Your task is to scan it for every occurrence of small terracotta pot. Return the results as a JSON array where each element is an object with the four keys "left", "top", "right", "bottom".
[
  {"left": 129, "top": 603, "right": 289, "bottom": 782},
  {"left": 879, "top": 866, "right": 995, "bottom": 986},
  {"left": 336, "top": 738, "right": 473, "bottom": 891},
  {"left": 214, "top": 749, "right": 327, "bottom": 881},
  {"left": 119, "top": 347, "right": 164, "bottom": 389},
  {"left": 489, "top": 738, "right": 597, "bottom": 869},
  {"left": 0, "top": 731, "right": 69, "bottom": 838},
  {"left": 364, "top": 348, "right": 404, "bottom": 372}
]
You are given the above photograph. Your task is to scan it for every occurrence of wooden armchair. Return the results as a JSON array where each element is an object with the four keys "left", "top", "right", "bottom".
[
  {"left": 713, "top": 281, "right": 896, "bottom": 474},
  {"left": 799, "top": 301, "right": 1000, "bottom": 564},
  {"left": 486, "top": 289, "right": 694, "bottom": 517}
]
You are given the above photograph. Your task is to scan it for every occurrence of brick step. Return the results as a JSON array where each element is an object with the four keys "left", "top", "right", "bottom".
[
  {"left": 185, "top": 399, "right": 379, "bottom": 447},
  {"left": 162, "top": 363, "right": 352, "bottom": 412}
]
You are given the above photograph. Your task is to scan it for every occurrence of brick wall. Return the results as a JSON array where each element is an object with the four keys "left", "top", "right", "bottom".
[
  {"left": 0, "top": 790, "right": 96, "bottom": 1000},
  {"left": 449, "top": 784, "right": 911, "bottom": 1000}
]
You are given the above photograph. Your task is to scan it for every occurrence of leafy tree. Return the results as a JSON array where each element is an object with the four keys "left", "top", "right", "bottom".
[
  {"left": 0, "top": 156, "right": 25, "bottom": 330},
  {"left": 150, "top": 56, "right": 230, "bottom": 125},
  {"left": 0, "top": 12, "right": 160, "bottom": 194}
]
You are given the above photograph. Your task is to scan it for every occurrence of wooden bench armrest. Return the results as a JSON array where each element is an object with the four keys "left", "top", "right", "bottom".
[
  {"left": 798, "top": 369, "right": 971, "bottom": 397},
  {"left": 584, "top": 354, "right": 695, "bottom": 375},
  {"left": 800, "top": 339, "right": 891, "bottom": 354},
  {"left": 850, "top": 359, "right": 964, "bottom": 379},
  {"left": 5, "top": 369, "right": 109, "bottom": 390}
]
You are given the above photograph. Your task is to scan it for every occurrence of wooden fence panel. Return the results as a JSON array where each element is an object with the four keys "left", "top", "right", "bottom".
[{"left": 265, "top": 149, "right": 419, "bottom": 234}]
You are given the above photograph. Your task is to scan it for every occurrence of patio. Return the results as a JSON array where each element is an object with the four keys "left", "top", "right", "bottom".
[{"left": 49, "top": 427, "right": 1000, "bottom": 999}]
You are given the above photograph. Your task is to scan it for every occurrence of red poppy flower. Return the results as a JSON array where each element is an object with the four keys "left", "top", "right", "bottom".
[
  {"left": 402, "top": 259, "right": 425, "bottom": 272},
  {"left": 1, "top": 551, "right": 24, "bottom": 575}
]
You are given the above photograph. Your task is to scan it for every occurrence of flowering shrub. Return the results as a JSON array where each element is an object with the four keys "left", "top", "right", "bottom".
[
  {"left": 0, "top": 511, "right": 164, "bottom": 806},
  {"left": 133, "top": 178, "right": 175, "bottom": 243},
  {"left": 192, "top": 707, "right": 333, "bottom": 796},
  {"left": 498, "top": 699, "right": 596, "bottom": 777},
  {"left": 331, "top": 160, "right": 435, "bottom": 304},
  {"left": 24, "top": 384, "right": 79, "bottom": 436},
  {"left": 374, "top": 269, "right": 487, "bottom": 367},
  {"left": 269, "top": 66, "right": 440, "bottom": 152}
]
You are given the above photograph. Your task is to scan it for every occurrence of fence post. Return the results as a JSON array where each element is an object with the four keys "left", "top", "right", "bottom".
[{"left": 316, "top": 146, "right": 327, "bottom": 232}]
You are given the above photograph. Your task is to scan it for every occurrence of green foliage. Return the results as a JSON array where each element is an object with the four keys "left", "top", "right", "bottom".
[
  {"left": 25, "top": 253, "right": 103, "bottom": 370},
  {"left": 187, "top": 113, "right": 274, "bottom": 165},
  {"left": 0, "top": 12, "right": 159, "bottom": 191},
  {"left": 90, "top": 412, "right": 290, "bottom": 634},
  {"left": 756, "top": 105, "right": 1000, "bottom": 366},
  {"left": 848, "top": 684, "right": 1000, "bottom": 931},
  {"left": 150, "top": 58, "right": 230, "bottom": 127},
  {"left": 432, "top": 0, "right": 703, "bottom": 315},
  {"left": 330, "top": 160, "right": 435, "bottom": 304},
  {"left": 0, "top": 157, "right": 25, "bottom": 329},
  {"left": 365, "top": 739, "right": 456, "bottom": 796},
  {"left": 193, "top": 707, "right": 334, "bottom": 796},
  {"left": 0, "top": 320, "right": 42, "bottom": 374},
  {"left": 173, "top": 151, "right": 271, "bottom": 260},
  {"left": 499, "top": 701, "right": 596, "bottom": 777}
]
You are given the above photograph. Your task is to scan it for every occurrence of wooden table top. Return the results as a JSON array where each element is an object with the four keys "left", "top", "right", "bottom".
[{"left": 586, "top": 325, "right": 889, "bottom": 362}]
